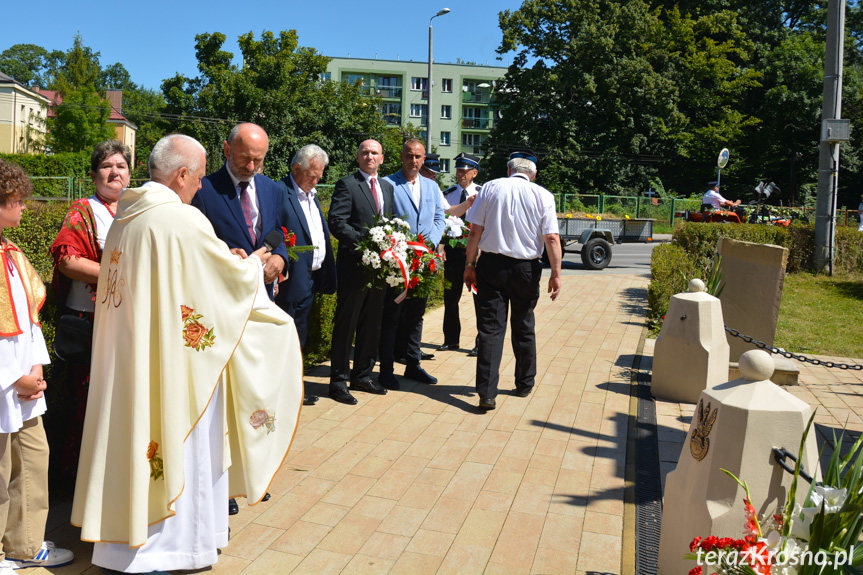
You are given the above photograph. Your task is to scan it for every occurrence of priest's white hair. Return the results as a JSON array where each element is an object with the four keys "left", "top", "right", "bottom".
[{"left": 149, "top": 134, "right": 207, "bottom": 182}]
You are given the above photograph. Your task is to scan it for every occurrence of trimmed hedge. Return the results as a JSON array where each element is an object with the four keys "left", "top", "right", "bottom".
[
  {"left": 1, "top": 152, "right": 91, "bottom": 198},
  {"left": 647, "top": 222, "right": 863, "bottom": 332}
]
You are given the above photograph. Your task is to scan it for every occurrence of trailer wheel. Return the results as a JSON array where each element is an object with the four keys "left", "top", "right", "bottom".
[{"left": 580, "top": 238, "right": 611, "bottom": 270}]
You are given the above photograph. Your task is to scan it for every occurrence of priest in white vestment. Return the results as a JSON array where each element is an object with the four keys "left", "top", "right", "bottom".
[{"left": 71, "top": 134, "right": 303, "bottom": 574}]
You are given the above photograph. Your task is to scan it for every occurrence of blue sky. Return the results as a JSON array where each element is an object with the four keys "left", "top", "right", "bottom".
[{"left": 2, "top": 0, "right": 525, "bottom": 90}]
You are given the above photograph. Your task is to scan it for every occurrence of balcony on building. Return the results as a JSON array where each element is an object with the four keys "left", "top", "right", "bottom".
[
  {"left": 461, "top": 90, "right": 493, "bottom": 104},
  {"left": 460, "top": 116, "right": 491, "bottom": 130}
]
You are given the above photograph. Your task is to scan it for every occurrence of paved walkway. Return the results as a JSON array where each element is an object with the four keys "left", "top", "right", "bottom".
[{"left": 25, "top": 271, "right": 863, "bottom": 574}]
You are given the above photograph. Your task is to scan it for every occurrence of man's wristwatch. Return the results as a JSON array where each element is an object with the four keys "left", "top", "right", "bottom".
[{"left": 466, "top": 262, "right": 476, "bottom": 268}]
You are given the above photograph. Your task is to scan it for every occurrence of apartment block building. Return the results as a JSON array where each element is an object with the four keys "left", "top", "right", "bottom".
[{"left": 326, "top": 57, "right": 507, "bottom": 175}]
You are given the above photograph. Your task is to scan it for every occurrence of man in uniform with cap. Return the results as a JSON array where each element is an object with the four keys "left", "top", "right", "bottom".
[
  {"left": 702, "top": 181, "right": 741, "bottom": 210},
  {"left": 438, "top": 152, "right": 482, "bottom": 353},
  {"left": 463, "top": 151, "right": 562, "bottom": 411}
]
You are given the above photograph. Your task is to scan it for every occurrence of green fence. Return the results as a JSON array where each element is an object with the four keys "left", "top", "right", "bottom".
[{"left": 554, "top": 193, "right": 863, "bottom": 228}]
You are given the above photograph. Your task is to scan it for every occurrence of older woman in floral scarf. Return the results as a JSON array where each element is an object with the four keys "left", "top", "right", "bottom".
[{"left": 49, "top": 140, "right": 131, "bottom": 472}]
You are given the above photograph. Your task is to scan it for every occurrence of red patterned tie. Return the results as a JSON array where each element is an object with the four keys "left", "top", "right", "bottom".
[
  {"left": 238, "top": 181, "right": 256, "bottom": 243},
  {"left": 370, "top": 177, "right": 381, "bottom": 214}
]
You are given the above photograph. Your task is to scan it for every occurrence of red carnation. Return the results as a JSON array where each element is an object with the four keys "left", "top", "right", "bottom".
[
  {"left": 429, "top": 259, "right": 436, "bottom": 273},
  {"left": 418, "top": 233, "right": 425, "bottom": 244},
  {"left": 688, "top": 568, "right": 702, "bottom": 575},
  {"left": 689, "top": 537, "right": 702, "bottom": 553},
  {"left": 409, "top": 276, "right": 420, "bottom": 288}
]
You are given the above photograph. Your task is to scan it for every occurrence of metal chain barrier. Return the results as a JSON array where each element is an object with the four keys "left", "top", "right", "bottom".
[{"left": 725, "top": 326, "right": 863, "bottom": 371}]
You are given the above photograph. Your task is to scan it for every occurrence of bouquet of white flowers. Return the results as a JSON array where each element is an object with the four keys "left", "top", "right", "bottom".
[
  {"left": 443, "top": 215, "right": 470, "bottom": 249},
  {"left": 356, "top": 215, "right": 443, "bottom": 301}
]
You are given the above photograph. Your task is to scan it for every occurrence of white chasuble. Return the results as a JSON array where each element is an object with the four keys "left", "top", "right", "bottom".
[{"left": 71, "top": 182, "right": 303, "bottom": 548}]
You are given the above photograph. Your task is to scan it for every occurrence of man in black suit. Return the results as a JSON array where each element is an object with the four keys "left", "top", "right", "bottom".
[
  {"left": 275, "top": 144, "right": 337, "bottom": 407},
  {"left": 191, "top": 122, "right": 288, "bottom": 300},
  {"left": 327, "top": 139, "right": 395, "bottom": 405}
]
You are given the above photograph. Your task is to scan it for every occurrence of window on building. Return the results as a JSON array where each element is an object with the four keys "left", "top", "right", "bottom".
[
  {"left": 441, "top": 105, "right": 452, "bottom": 119},
  {"left": 345, "top": 73, "right": 367, "bottom": 86},
  {"left": 440, "top": 132, "right": 451, "bottom": 146},
  {"left": 320, "top": 72, "right": 331, "bottom": 82},
  {"left": 410, "top": 104, "right": 428, "bottom": 117},
  {"left": 441, "top": 78, "right": 452, "bottom": 92},
  {"left": 381, "top": 102, "right": 402, "bottom": 125},
  {"left": 440, "top": 159, "right": 450, "bottom": 173},
  {"left": 411, "top": 77, "right": 428, "bottom": 91},
  {"left": 462, "top": 134, "right": 484, "bottom": 150}
]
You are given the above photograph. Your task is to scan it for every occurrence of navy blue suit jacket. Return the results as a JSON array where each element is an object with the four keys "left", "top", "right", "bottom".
[
  {"left": 274, "top": 176, "right": 337, "bottom": 307},
  {"left": 191, "top": 164, "right": 288, "bottom": 299}
]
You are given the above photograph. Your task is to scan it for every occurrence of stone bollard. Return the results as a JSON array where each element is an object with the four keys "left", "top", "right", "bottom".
[
  {"left": 656, "top": 350, "right": 820, "bottom": 575},
  {"left": 652, "top": 278, "right": 730, "bottom": 403}
]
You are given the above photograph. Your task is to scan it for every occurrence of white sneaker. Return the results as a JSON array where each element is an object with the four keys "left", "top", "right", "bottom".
[
  {"left": 0, "top": 560, "right": 17, "bottom": 575},
  {"left": 6, "top": 541, "right": 74, "bottom": 569}
]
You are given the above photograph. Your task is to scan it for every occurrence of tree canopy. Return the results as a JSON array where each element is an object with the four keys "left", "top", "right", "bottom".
[
  {"left": 488, "top": 0, "right": 863, "bottom": 209},
  {"left": 162, "top": 30, "right": 398, "bottom": 182}
]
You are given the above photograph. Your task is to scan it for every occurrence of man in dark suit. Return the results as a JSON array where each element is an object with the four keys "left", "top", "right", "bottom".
[
  {"left": 275, "top": 144, "right": 337, "bottom": 406},
  {"left": 192, "top": 122, "right": 288, "bottom": 300},
  {"left": 191, "top": 122, "right": 286, "bottom": 515},
  {"left": 327, "top": 139, "right": 394, "bottom": 405}
]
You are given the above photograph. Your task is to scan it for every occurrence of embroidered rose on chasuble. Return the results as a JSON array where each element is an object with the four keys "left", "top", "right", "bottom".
[
  {"left": 147, "top": 441, "right": 164, "bottom": 481},
  {"left": 250, "top": 410, "right": 276, "bottom": 434},
  {"left": 180, "top": 305, "right": 215, "bottom": 351}
]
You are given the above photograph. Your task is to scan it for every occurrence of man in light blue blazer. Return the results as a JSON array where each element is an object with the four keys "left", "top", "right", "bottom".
[{"left": 378, "top": 139, "right": 446, "bottom": 389}]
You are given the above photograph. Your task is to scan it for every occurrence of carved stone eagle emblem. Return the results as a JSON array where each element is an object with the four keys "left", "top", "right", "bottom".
[{"left": 690, "top": 399, "right": 718, "bottom": 461}]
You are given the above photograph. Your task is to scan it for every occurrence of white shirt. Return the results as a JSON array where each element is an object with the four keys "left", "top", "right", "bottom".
[
  {"left": 442, "top": 182, "right": 480, "bottom": 212},
  {"left": 358, "top": 169, "right": 384, "bottom": 214},
  {"left": 407, "top": 177, "right": 421, "bottom": 208},
  {"left": 290, "top": 175, "right": 326, "bottom": 271},
  {"left": 702, "top": 189, "right": 728, "bottom": 210},
  {"left": 226, "top": 164, "right": 261, "bottom": 237},
  {"left": 66, "top": 196, "right": 115, "bottom": 312},
  {"left": 467, "top": 173, "right": 559, "bottom": 260},
  {"left": 0, "top": 255, "right": 49, "bottom": 433}
]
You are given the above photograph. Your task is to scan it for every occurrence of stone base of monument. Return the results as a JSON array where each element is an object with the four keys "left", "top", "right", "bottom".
[{"left": 729, "top": 355, "right": 800, "bottom": 386}]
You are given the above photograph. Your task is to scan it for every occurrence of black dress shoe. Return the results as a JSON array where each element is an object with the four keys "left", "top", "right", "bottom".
[
  {"left": 514, "top": 386, "right": 533, "bottom": 398},
  {"left": 228, "top": 498, "right": 239, "bottom": 515},
  {"left": 467, "top": 346, "right": 478, "bottom": 357},
  {"left": 478, "top": 398, "right": 496, "bottom": 410},
  {"left": 378, "top": 372, "right": 400, "bottom": 390},
  {"left": 329, "top": 388, "right": 358, "bottom": 405},
  {"left": 404, "top": 365, "right": 437, "bottom": 384},
  {"left": 394, "top": 355, "right": 407, "bottom": 365},
  {"left": 350, "top": 379, "right": 388, "bottom": 395},
  {"left": 303, "top": 395, "right": 319, "bottom": 406},
  {"left": 421, "top": 352, "right": 435, "bottom": 361},
  {"left": 437, "top": 343, "right": 459, "bottom": 351},
  {"left": 262, "top": 492, "right": 271, "bottom": 502}
]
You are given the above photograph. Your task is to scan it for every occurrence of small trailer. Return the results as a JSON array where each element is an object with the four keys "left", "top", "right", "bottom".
[{"left": 555, "top": 217, "right": 654, "bottom": 270}]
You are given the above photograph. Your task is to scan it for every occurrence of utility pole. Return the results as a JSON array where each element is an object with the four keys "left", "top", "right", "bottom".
[{"left": 814, "top": 0, "right": 846, "bottom": 273}]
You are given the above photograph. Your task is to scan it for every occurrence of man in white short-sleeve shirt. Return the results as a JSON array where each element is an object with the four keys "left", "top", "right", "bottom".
[
  {"left": 702, "top": 181, "right": 741, "bottom": 210},
  {"left": 463, "top": 151, "right": 562, "bottom": 411}
]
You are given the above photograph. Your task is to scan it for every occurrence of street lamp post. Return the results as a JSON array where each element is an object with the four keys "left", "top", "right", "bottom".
[{"left": 427, "top": 8, "right": 451, "bottom": 152}]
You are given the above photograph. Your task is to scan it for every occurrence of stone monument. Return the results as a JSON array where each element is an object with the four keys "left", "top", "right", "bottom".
[
  {"left": 652, "top": 279, "right": 730, "bottom": 403},
  {"left": 717, "top": 237, "right": 789, "bottom": 361},
  {"left": 656, "top": 350, "right": 819, "bottom": 575}
]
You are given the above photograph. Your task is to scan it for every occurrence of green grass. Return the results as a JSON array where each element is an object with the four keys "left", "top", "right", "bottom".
[{"left": 775, "top": 272, "right": 863, "bottom": 359}]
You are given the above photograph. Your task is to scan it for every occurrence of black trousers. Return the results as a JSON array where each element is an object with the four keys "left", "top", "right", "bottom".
[
  {"left": 475, "top": 253, "right": 542, "bottom": 400},
  {"left": 442, "top": 245, "right": 467, "bottom": 346},
  {"left": 330, "top": 265, "right": 386, "bottom": 390},
  {"left": 380, "top": 289, "right": 427, "bottom": 373}
]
